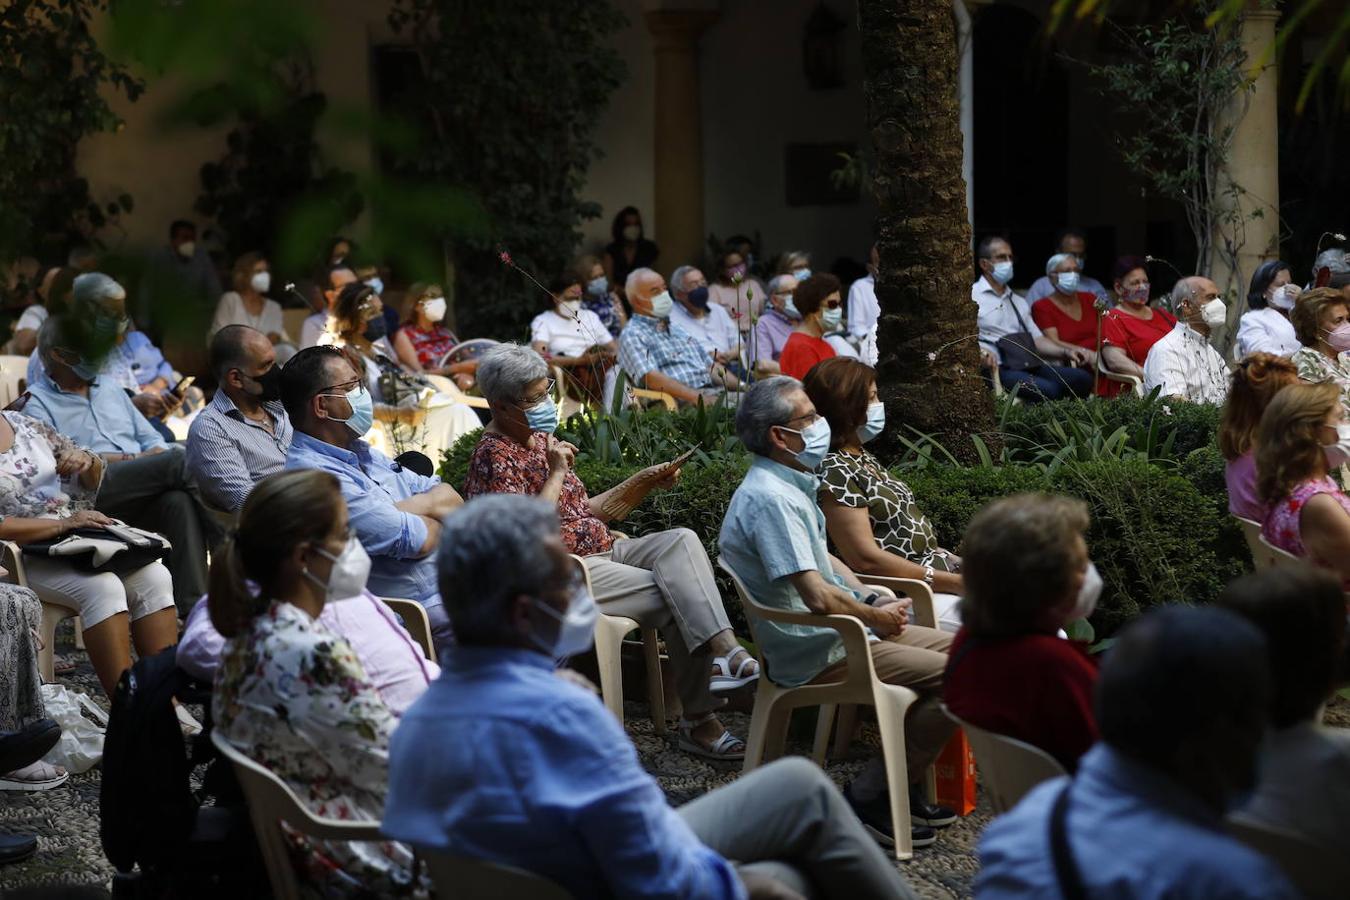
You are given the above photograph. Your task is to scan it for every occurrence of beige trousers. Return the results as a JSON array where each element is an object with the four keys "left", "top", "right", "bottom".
[{"left": 583, "top": 528, "right": 733, "bottom": 718}]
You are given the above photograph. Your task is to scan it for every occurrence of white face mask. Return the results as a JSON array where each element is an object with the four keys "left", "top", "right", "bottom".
[
  {"left": 304, "top": 536, "right": 371, "bottom": 601},
  {"left": 422, "top": 297, "right": 447, "bottom": 322},
  {"left": 1200, "top": 298, "right": 1227, "bottom": 329},
  {"left": 1070, "top": 562, "right": 1102, "bottom": 622},
  {"left": 1324, "top": 422, "right": 1350, "bottom": 468},
  {"left": 1269, "top": 284, "right": 1296, "bottom": 311},
  {"left": 1056, "top": 271, "right": 1081, "bottom": 294},
  {"left": 858, "top": 401, "right": 885, "bottom": 443},
  {"left": 250, "top": 271, "right": 271, "bottom": 294},
  {"left": 530, "top": 583, "right": 597, "bottom": 659},
  {"left": 649, "top": 290, "right": 673, "bottom": 319},
  {"left": 559, "top": 299, "right": 582, "bottom": 316},
  {"left": 176, "top": 241, "right": 196, "bottom": 260},
  {"left": 821, "top": 306, "right": 843, "bottom": 331},
  {"left": 622, "top": 225, "right": 641, "bottom": 242}
]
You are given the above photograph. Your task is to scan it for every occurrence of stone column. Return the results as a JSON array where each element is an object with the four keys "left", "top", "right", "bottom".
[
  {"left": 645, "top": 9, "right": 719, "bottom": 268},
  {"left": 1213, "top": 6, "right": 1280, "bottom": 307}
]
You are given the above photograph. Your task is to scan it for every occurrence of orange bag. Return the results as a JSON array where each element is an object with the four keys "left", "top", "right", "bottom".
[{"left": 933, "top": 728, "right": 978, "bottom": 815}]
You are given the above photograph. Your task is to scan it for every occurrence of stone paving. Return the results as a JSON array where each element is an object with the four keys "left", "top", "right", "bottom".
[{"left": 7, "top": 622, "right": 1340, "bottom": 898}]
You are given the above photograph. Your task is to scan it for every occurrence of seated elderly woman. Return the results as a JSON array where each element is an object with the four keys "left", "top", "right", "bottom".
[
  {"left": 1100, "top": 256, "right": 1176, "bottom": 385},
  {"left": 1289, "top": 287, "right": 1350, "bottom": 416},
  {"left": 0, "top": 585, "right": 66, "bottom": 793},
  {"left": 1220, "top": 566, "right": 1350, "bottom": 858},
  {"left": 802, "top": 357, "right": 963, "bottom": 631},
  {"left": 1258, "top": 382, "right": 1350, "bottom": 585},
  {"left": 384, "top": 494, "right": 914, "bottom": 899},
  {"left": 209, "top": 252, "right": 297, "bottom": 364},
  {"left": 463, "top": 343, "right": 758, "bottom": 760},
  {"left": 943, "top": 493, "right": 1101, "bottom": 771},
  {"left": 531, "top": 272, "right": 618, "bottom": 406},
  {"left": 0, "top": 409, "right": 177, "bottom": 699},
  {"left": 211, "top": 469, "right": 424, "bottom": 897},
  {"left": 1219, "top": 353, "right": 1300, "bottom": 522},
  {"left": 575, "top": 254, "right": 628, "bottom": 338},
  {"left": 329, "top": 282, "right": 480, "bottom": 460},
  {"left": 1030, "top": 253, "right": 1106, "bottom": 393},
  {"left": 1235, "top": 260, "right": 1302, "bottom": 359},
  {"left": 390, "top": 282, "right": 477, "bottom": 392}
]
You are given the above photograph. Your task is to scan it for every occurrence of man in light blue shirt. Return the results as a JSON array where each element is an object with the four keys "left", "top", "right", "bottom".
[
  {"left": 976, "top": 605, "right": 1299, "bottom": 899},
  {"left": 384, "top": 493, "right": 915, "bottom": 900},
  {"left": 669, "top": 265, "right": 742, "bottom": 365},
  {"left": 719, "top": 376, "right": 955, "bottom": 849},
  {"left": 28, "top": 313, "right": 215, "bottom": 614},
  {"left": 279, "top": 346, "right": 462, "bottom": 651}
]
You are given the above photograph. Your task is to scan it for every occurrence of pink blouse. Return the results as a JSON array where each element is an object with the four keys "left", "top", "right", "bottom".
[{"left": 1261, "top": 477, "right": 1350, "bottom": 559}]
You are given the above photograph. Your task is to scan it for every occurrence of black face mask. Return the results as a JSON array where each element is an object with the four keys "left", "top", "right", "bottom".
[
  {"left": 363, "top": 316, "right": 388, "bottom": 341},
  {"left": 245, "top": 366, "right": 282, "bottom": 402},
  {"left": 687, "top": 286, "right": 710, "bottom": 310}
]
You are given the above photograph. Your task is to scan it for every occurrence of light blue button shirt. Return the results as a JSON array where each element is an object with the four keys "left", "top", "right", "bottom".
[
  {"left": 719, "top": 455, "right": 863, "bottom": 687},
  {"left": 284, "top": 431, "right": 441, "bottom": 603},
  {"left": 25, "top": 377, "right": 166, "bottom": 455},
  {"left": 976, "top": 744, "right": 1300, "bottom": 899},
  {"left": 384, "top": 646, "right": 744, "bottom": 900},
  {"left": 618, "top": 314, "right": 713, "bottom": 389}
]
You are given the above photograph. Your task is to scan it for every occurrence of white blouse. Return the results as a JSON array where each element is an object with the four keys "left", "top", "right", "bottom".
[
  {"left": 209, "top": 292, "right": 291, "bottom": 345},
  {"left": 1234, "top": 307, "right": 1300, "bottom": 359},
  {"left": 530, "top": 308, "right": 613, "bottom": 358}
]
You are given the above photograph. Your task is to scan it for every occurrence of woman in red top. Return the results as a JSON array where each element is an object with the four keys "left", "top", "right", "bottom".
[
  {"left": 779, "top": 272, "right": 841, "bottom": 380},
  {"left": 1032, "top": 253, "right": 1114, "bottom": 396},
  {"left": 943, "top": 493, "right": 1100, "bottom": 771},
  {"left": 1100, "top": 256, "right": 1177, "bottom": 387},
  {"left": 391, "top": 282, "right": 477, "bottom": 391}
]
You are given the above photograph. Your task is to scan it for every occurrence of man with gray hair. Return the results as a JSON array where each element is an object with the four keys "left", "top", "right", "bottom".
[
  {"left": 1142, "top": 276, "right": 1230, "bottom": 404},
  {"left": 465, "top": 342, "right": 758, "bottom": 760},
  {"left": 617, "top": 268, "right": 732, "bottom": 405},
  {"left": 720, "top": 376, "right": 956, "bottom": 850},
  {"left": 384, "top": 493, "right": 918, "bottom": 900},
  {"left": 668, "top": 264, "right": 741, "bottom": 368}
]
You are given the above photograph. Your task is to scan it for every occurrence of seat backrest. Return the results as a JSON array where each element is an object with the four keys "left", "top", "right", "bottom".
[
  {"left": 420, "top": 849, "right": 572, "bottom": 900},
  {"left": 0, "top": 354, "right": 29, "bottom": 408},
  {"left": 210, "top": 731, "right": 382, "bottom": 900},
  {"left": 944, "top": 708, "right": 1067, "bottom": 814},
  {"left": 1227, "top": 813, "right": 1350, "bottom": 900},
  {"left": 0, "top": 539, "right": 28, "bottom": 586},
  {"left": 1234, "top": 516, "right": 1273, "bottom": 570},
  {"left": 380, "top": 597, "right": 434, "bottom": 661},
  {"left": 281, "top": 308, "right": 310, "bottom": 345},
  {"left": 1257, "top": 533, "right": 1304, "bottom": 569}
]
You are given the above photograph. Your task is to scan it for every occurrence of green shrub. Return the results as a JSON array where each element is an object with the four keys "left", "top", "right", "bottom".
[{"left": 996, "top": 393, "right": 1221, "bottom": 465}]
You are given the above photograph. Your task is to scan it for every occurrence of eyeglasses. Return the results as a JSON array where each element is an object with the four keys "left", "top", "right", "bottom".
[
  {"left": 514, "top": 379, "right": 556, "bottom": 410},
  {"left": 780, "top": 411, "right": 820, "bottom": 429},
  {"left": 824, "top": 298, "right": 842, "bottom": 310},
  {"left": 318, "top": 379, "right": 366, "bottom": 397}
]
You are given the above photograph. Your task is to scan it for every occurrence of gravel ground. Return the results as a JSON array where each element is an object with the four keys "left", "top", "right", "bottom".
[{"left": 13, "top": 624, "right": 1342, "bottom": 898}]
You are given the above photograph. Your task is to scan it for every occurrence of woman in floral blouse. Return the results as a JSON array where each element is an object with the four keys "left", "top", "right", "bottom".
[
  {"left": 1257, "top": 382, "right": 1350, "bottom": 586},
  {"left": 0, "top": 411, "right": 177, "bottom": 698},
  {"left": 1289, "top": 287, "right": 1350, "bottom": 416},
  {"left": 390, "top": 282, "right": 478, "bottom": 393},
  {"left": 803, "top": 358, "right": 964, "bottom": 631},
  {"left": 462, "top": 343, "right": 758, "bottom": 761},
  {"left": 211, "top": 469, "right": 424, "bottom": 898}
]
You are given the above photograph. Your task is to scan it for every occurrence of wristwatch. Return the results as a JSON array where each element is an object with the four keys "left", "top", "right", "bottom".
[
  {"left": 861, "top": 592, "right": 881, "bottom": 607},
  {"left": 923, "top": 565, "right": 935, "bottom": 586}
]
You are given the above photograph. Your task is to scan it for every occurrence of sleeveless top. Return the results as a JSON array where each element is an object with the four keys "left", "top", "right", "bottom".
[
  {"left": 399, "top": 323, "right": 459, "bottom": 369},
  {"left": 1262, "top": 476, "right": 1350, "bottom": 559}
]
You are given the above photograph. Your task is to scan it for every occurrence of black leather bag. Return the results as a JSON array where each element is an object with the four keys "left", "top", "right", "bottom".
[
  {"left": 23, "top": 525, "right": 170, "bottom": 577},
  {"left": 995, "top": 297, "right": 1045, "bottom": 371}
]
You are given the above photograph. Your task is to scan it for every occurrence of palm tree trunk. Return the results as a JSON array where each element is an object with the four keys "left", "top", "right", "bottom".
[{"left": 858, "top": 0, "right": 996, "bottom": 463}]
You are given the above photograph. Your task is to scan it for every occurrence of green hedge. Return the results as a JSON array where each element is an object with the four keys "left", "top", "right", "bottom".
[{"left": 996, "top": 394, "right": 1223, "bottom": 465}]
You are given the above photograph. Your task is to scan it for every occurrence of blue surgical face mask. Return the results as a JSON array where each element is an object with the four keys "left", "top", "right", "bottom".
[
  {"left": 858, "top": 401, "right": 885, "bottom": 443},
  {"left": 649, "top": 290, "right": 673, "bottom": 319},
  {"left": 323, "top": 385, "right": 374, "bottom": 437},
  {"left": 792, "top": 267, "right": 812, "bottom": 282},
  {"left": 781, "top": 416, "right": 832, "bottom": 470},
  {"left": 1056, "top": 271, "right": 1081, "bottom": 294},
  {"left": 821, "top": 306, "right": 843, "bottom": 331},
  {"left": 364, "top": 277, "right": 384, "bottom": 296},
  {"left": 530, "top": 582, "right": 597, "bottom": 659},
  {"left": 991, "top": 261, "right": 1014, "bottom": 285},
  {"left": 586, "top": 276, "right": 608, "bottom": 299},
  {"left": 782, "top": 295, "right": 801, "bottom": 319},
  {"left": 523, "top": 395, "right": 559, "bottom": 435}
]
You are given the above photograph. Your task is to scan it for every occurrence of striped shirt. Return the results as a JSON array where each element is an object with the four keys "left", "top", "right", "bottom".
[{"left": 185, "top": 390, "right": 293, "bottom": 512}]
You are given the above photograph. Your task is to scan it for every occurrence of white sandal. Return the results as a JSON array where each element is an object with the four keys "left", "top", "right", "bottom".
[
  {"left": 710, "top": 647, "right": 759, "bottom": 692},
  {"left": 0, "top": 760, "right": 68, "bottom": 792},
  {"left": 677, "top": 713, "right": 745, "bottom": 761}
]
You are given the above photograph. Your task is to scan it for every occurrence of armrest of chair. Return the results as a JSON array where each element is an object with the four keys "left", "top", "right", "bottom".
[
  {"left": 1097, "top": 356, "right": 1144, "bottom": 395},
  {"left": 855, "top": 574, "right": 938, "bottom": 630},
  {"left": 630, "top": 387, "right": 677, "bottom": 411},
  {"left": 0, "top": 539, "right": 27, "bottom": 587}
]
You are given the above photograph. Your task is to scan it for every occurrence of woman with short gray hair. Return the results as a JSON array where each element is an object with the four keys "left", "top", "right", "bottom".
[
  {"left": 1030, "top": 252, "right": 1100, "bottom": 384},
  {"left": 464, "top": 343, "right": 759, "bottom": 760}
]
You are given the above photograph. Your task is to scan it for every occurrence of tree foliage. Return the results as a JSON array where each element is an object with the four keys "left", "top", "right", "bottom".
[
  {"left": 0, "top": 0, "right": 143, "bottom": 261},
  {"left": 388, "top": 0, "right": 626, "bottom": 339}
]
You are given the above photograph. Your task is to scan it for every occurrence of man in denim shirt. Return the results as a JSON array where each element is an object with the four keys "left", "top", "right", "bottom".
[
  {"left": 384, "top": 493, "right": 915, "bottom": 900},
  {"left": 280, "top": 346, "right": 462, "bottom": 651}
]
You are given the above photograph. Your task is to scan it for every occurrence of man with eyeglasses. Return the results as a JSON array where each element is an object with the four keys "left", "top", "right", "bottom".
[
  {"left": 973, "top": 235, "right": 1093, "bottom": 403},
  {"left": 281, "top": 346, "right": 463, "bottom": 651}
]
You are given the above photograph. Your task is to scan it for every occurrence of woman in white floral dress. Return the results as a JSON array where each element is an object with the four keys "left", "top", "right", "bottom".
[
  {"left": 1289, "top": 287, "right": 1350, "bottom": 415},
  {"left": 211, "top": 469, "right": 424, "bottom": 898}
]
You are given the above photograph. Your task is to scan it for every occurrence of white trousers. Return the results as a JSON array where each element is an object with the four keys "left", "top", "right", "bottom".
[{"left": 23, "top": 557, "right": 174, "bottom": 629}]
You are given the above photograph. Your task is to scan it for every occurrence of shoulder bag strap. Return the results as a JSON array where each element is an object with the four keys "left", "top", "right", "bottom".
[
  {"left": 1007, "top": 293, "right": 1034, "bottom": 334},
  {"left": 1049, "top": 782, "right": 1089, "bottom": 900}
]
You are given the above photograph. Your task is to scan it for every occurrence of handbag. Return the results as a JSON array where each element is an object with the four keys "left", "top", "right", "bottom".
[
  {"left": 995, "top": 295, "right": 1045, "bottom": 371},
  {"left": 23, "top": 522, "right": 171, "bottom": 577}
]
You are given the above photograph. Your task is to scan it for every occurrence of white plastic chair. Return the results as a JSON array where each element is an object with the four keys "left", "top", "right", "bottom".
[
  {"left": 1234, "top": 515, "right": 1275, "bottom": 570},
  {"left": 0, "top": 355, "right": 28, "bottom": 407},
  {"left": 943, "top": 706, "right": 1067, "bottom": 815},
  {"left": 718, "top": 556, "right": 924, "bottom": 860},
  {"left": 420, "top": 849, "right": 571, "bottom": 899},
  {"left": 210, "top": 730, "right": 385, "bottom": 900},
  {"left": 380, "top": 597, "right": 434, "bottom": 661},
  {"left": 1227, "top": 812, "right": 1350, "bottom": 900},
  {"left": 1, "top": 540, "right": 80, "bottom": 682},
  {"left": 1257, "top": 533, "right": 1305, "bottom": 569},
  {"left": 1097, "top": 355, "right": 1144, "bottom": 397},
  {"left": 573, "top": 549, "right": 666, "bottom": 735}
]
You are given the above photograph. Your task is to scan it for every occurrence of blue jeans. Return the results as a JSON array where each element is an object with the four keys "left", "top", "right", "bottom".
[{"left": 997, "top": 364, "right": 1092, "bottom": 402}]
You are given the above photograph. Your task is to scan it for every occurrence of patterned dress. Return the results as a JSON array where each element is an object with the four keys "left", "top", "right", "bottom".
[
  {"left": 214, "top": 600, "right": 424, "bottom": 898},
  {"left": 0, "top": 585, "right": 46, "bottom": 733},
  {"left": 1291, "top": 346, "right": 1350, "bottom": 416},
  {"left": 818, "top": 449, "right": 943, "bottom": 567},
  {"left": 397, "top": 323, "right": 460, "bottom": 371},
  {"left": 462, "top": 430, "right": 613, "bottom": 556},
  {"left": 0, "top": 411, "right": 101, "bottom": 521},
  {"left": 1262, "top": 477, "right": 1350, "bottom": 575}
]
